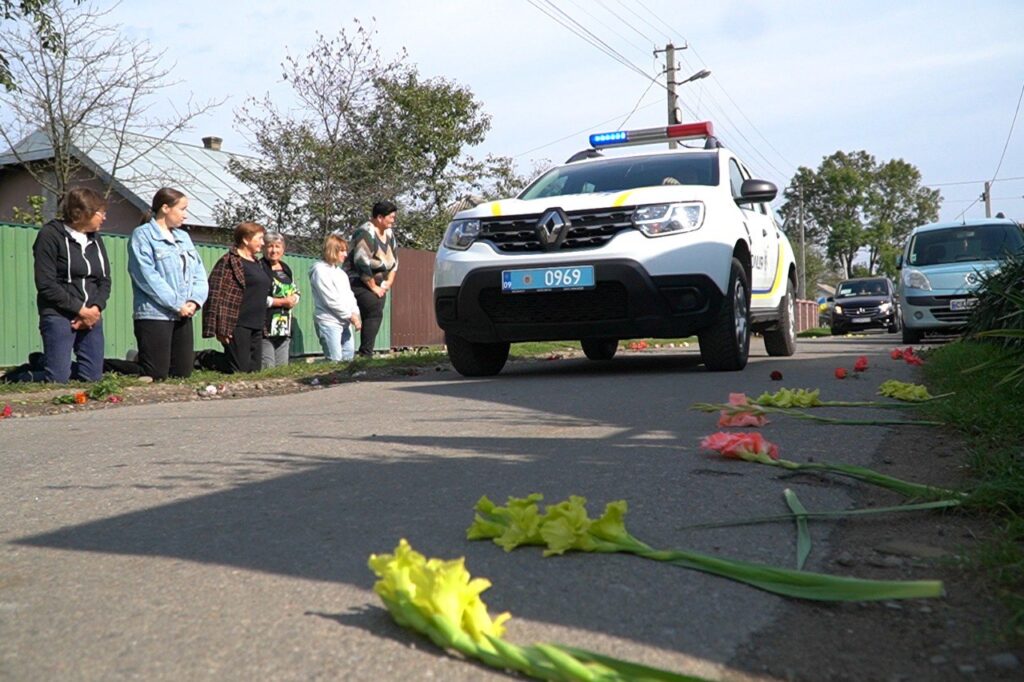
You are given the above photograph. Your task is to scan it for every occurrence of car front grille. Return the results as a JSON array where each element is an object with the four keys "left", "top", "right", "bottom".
[
  {"left": 931, "top": 308, "right": 971, "bottom": 323},
  {"left": 480, "top": 207, "right": 636, "bottom": 253},
  {"left": 479, "top": 282, "right": 629, "bottom": 323},
  {"left": 839, "top": 305, "right": 881, "bottom": 316}
]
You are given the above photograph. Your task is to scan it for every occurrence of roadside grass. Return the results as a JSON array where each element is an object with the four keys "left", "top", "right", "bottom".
[
  {"left": 0, "top": 348, "right": 450, "bottom": 397},
  {"left": 797, "top": 327, "right": 831, "bottom": 338},
  {"left": 919, "top": 339, "right": 1024, "bottom": 634}
]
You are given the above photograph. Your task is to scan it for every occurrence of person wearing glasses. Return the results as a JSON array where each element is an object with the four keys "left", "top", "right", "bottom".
[{"left": 32, "top": 187, "right": 112, "bottom": 383}]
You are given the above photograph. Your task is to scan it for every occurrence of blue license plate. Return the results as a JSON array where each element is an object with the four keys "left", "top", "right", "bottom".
[{"left": 502, "top": 265, "right": 595, "bottom": 293}]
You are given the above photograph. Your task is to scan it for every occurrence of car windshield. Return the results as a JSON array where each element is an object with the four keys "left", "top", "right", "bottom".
[
  {"left": 519, "top": 152, "right": 719, "bottom": 200},
  {"left": 907, "top": 224, "right": 1024, "bottom": 266},
  {"left": 837, "top": 280, "right": 887, "bottom": 298}
]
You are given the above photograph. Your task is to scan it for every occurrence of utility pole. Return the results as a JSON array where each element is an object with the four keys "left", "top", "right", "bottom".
[
  {"left": 983, "top": 181, "right": 992, "bottom": 218},
  {"left": 663, "top": 43, "right": 680, "bottom": 149},
  {"left": 798, "top": 185, "right": 806, "bottom": 300}
]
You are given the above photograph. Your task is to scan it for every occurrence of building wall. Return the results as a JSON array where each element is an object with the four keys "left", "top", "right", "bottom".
[{"left": 0, "top": 166, "right": 144, "bottom": 237}]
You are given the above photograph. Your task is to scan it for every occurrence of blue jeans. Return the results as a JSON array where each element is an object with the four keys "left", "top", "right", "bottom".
[
  {"left": 316, "top": 321, "right": 354, "bottom": 361},
  {"left": 39, "top": 314, "right": 105, "bottom": 383}
]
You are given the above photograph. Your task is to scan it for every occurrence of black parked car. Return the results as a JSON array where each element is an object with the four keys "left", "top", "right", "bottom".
[{"left": 830, "top": 277, "right": 901, "bottom": 335}]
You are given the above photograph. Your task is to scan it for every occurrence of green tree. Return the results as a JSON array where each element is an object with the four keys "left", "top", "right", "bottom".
[
  {"left": 0, "top": 1, "right": 221, "bottom": 200},
  {"left": 780, "top": 151, "right": 941, "bottom": 279},
  {"left": 0, "top": 0, "right": 82, "bottom": 91},
  {"left": 223, "top": 20, "right": 508, "bottom": 250}
]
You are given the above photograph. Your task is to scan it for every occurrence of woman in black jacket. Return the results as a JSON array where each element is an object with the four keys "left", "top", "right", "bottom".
[{"left": 32, "top": 187, "right": 111, "bottom": 383}]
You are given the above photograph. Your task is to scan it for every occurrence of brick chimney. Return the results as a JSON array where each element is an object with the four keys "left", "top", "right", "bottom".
[{"left": 201, "top": 136, "right": 223, "bottom": 151}]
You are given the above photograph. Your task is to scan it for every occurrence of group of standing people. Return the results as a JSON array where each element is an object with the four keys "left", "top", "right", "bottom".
[{"left": 30, "top": 187, "right": 399, "bottom": 384}]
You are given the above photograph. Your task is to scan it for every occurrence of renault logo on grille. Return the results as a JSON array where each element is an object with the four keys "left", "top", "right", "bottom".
[
  {"left": 536, "top": 208, "right": 570, "bottom": 249},
  {"left": 965, "top": 272, "right": 979, "bottom": 285}
]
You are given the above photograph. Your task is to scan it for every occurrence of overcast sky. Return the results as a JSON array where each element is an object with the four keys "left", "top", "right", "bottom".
[{"left": 106, "top": 0, "right": 1024, "bottom": 222}]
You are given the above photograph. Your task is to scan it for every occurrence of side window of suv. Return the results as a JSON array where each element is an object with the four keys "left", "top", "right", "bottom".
[{"left": 728, "top": 160, "right": 745, "bottom": 200}]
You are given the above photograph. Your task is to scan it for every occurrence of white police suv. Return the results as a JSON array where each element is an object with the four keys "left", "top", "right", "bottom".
[{"left": 433, "top": 121, "right": 798, "bottom": 376}]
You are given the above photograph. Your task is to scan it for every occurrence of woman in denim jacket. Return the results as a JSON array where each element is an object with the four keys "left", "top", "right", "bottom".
[{"left": 127, "top": 187, "right": 209, "bottom": 379}]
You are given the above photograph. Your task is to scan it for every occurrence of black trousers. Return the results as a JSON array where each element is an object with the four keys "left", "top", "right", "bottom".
[
  {"left": 134, "top": 318, "right": 194, "bottom": 380},
  {"left": 352, "top": 283, "right": 386, "bottom": 357},
  {"left": 222, "top": 326, "right": 262, "bottom": 373}
]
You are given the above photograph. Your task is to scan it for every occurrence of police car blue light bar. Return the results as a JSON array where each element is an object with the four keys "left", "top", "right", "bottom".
[{"left": 589, "top": 121, "right": 715, "bottom": 149}]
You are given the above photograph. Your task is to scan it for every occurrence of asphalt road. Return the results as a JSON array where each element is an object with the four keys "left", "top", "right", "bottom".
[{"left": 0, "top": 333, "right": 930, "bottom": 680}]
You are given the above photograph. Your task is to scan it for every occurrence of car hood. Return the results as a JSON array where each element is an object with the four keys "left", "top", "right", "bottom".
[
  {"left": 834, "top": 296, "right": 889, "bottom": 308},
  {"left": 905, "top": 260, "right": 999, "bottom": 292},
  {"left": 454, "top": 185, "right": 714, "bottom": 219}
]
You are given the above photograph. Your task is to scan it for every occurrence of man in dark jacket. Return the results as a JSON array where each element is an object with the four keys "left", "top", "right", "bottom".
[{"left": 32, "top": 188, "right": 112, "bottom": 383}]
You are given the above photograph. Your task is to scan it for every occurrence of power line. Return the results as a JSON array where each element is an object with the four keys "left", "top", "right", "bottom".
[
  {"left": 989, "top": 80, "right": 1024, "bottom": 184},
  {"left": 617, "top": 0, "right": 674, "bottom": 43},
  {"left": 513, "top": 98, "right": 662, "bottom": 159},
  {"left": 527, "top": 0, "right": 664, "bottom": 90},
  {"left": 562, "top": 0, "right": 651, "bottom": 56},
  {"left": 593, "top": 0, "right": 656, "bottom": 47},
  {"left": 926, "top": 175, "right": 1024, "bottom": 188}
]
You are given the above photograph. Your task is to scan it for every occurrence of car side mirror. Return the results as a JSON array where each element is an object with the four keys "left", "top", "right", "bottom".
[
  {"left": 736, "top": 179, "right": 777, "bottom": 205},
  {"left": 826, "top": 296, "right": 834, "bottom": 303},
  {"left": 896, "top": 254, "right": 903, "bottom": 269}
]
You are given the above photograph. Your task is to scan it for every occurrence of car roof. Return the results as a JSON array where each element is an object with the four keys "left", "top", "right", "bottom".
[
  {"left": 562, "top": 146, "right": 723, "bottom": 167},
  {"left": 909, "top": 218, "right": 1020, "bottom": 235},
  {"left": 839, "top": 277, "right": 890, "bottom": 283}
]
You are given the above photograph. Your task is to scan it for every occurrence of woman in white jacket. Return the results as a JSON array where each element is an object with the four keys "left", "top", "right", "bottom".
[{"left": 309, "top": 233, "right": 362, "bottom": 361}]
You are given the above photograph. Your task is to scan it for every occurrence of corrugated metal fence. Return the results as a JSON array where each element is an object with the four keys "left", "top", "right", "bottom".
[{"left": 0, "top": 222, "right": 394, "bottom": 366}]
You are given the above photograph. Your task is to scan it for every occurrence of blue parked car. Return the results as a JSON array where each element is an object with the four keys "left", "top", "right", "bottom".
[{"left": 897, "top": 218, "right": 1024, "bottom": 343}]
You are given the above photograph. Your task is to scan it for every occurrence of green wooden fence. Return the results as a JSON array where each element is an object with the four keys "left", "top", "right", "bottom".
[{"left": 0, "top": 222, "right": 390, "bottom": 367}]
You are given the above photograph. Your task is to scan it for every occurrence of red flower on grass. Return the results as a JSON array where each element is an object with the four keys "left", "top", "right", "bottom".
[
  {"left": 853, "top": 356, "right": 869, "bottom": 372},
  {"left": 700, "top": 431, "right": 780, "bottom": 462},
  {"left": 1, "top": 404, "right": 11, "bottom": 419},
  {"left": 770, "top": 370, "right": 783, "bottom": 381},
  {"left": 834, "top": 367, "right": 848, "bottom": 380},
  {"left": 73, "top": 392, "right": 87, "bottom": 405},
  {"left": 628, "top": 340, "right": 649, "bottom": 351}
]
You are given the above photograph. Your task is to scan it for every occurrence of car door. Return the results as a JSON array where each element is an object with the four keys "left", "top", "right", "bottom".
[{"left": 729, "top": 159, "right": 778, "bottom": 298}]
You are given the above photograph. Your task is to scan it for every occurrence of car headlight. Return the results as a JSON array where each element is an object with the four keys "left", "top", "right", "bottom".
[
  {"left": 902, "top": 268, "right": 932, "bottom": 291},
  {"left": 878, "top": 301, "right": 893, "bottom": 313},
  {"left": 442, "top": 219, "right": 481, "bottom": 250},
  {"left": 631, "top": 202, "right": 705, "bottom": 237},
  {"left": 834, "top": 304, "right": 844, "bottom": 314}
]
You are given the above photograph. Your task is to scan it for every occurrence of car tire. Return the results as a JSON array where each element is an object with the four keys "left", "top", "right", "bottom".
[
  {"left": 446, "top": 333, "right": 510, "bottom": 377},
  {"left": 830, "top": 326, "right": 843, "bottom": 336},
  {"left": 888, "top": 316, "right": 901, "bottom": 333},
  {"left": 901, "top": 326, "right": 922, "bottom": 344},
  {"left": 581, "top": 338, "right": 618, "bottom": 361},
  {"left": 763, "top": 280, "right": 797, "bottom": 357},
  {"left": 699, "top": 257, "right": 750, "bottom": 371}
]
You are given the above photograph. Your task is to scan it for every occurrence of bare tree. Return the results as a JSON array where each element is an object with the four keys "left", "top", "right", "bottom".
[{"left": 0, "top": 0, "right": 222, "bottom": 199}]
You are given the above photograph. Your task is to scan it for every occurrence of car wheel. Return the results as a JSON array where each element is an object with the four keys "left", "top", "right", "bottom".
[
  {"left": 901, "top": 326, "right": 922, "bottom": 344},
  {"left": 888, "top": 316, "right": 901, "bottom": 333},
  {"left": 830, "top": 326, "right": 842, "bottom": 336},
  {"left": 763, "top": 280, "right": 797, "bottom": 357},
  {"left": 698, "top": 257, "right": 750, "bottom": 371},
  {"left": 581, "top": 338, "right": 618, "bottom": 361},
  {"left": 445, "top": 333, "right": 510, "bottom": 377}
]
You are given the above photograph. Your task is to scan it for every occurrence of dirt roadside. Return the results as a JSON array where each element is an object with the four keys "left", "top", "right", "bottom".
[
  {"left": 729, "top": 426, "right": 1023, "bottom": 682},
  {"left": 1, "top": 358, "right": 1021, "bottom": 681}
]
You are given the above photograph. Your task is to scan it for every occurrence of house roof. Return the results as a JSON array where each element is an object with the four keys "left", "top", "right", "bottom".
[{"left": 0, "top": 127, "right": 257, "bottom": 228}]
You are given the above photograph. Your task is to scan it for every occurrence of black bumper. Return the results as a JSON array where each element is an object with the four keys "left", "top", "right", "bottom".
[
  {"left": 434, "top": 260, "right": 723, "bottom": 343},
  {"left": 831, "top": 312, "right": 896, "bottom": 332}
]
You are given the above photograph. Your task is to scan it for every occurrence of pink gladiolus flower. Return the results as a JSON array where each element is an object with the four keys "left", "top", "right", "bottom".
[
  {"left": 718, "top": 411, "right": 769, "bottom": 427},
  {"left": 904, "top": 353, "right": 924, "bottom": 366},
  {"left": 728, "top": 392, "right": 750, "bottom": 405},
  {"left": 854, "top": 356, "right": 869, "bottom": 372},
  {"left": 890, "top": 348, "right": 904, "bottom": 360},
  {"left": 700, "top": 431, "right": 780, "bottom": 462}
]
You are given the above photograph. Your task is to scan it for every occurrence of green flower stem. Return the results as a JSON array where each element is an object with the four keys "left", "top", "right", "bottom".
[
  {"left": 784, "top": 488, "right": 812, "bottom": 570},
  {"left": 628, "top": 542, "right": 944, "bottom": 601},
  {"left": 677, "top": 499, "right": 961, "bottom": 530},
  {"left": 771, "top": 458, "right": 966, "bottom": 501},
  {"left": 691, "top": 401, "right": 944, "bottom": 425}
]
